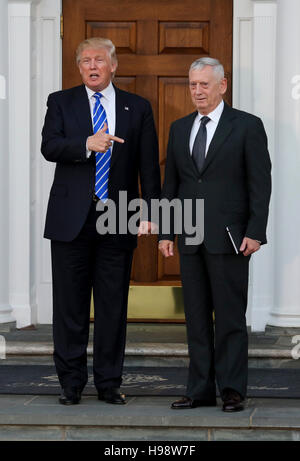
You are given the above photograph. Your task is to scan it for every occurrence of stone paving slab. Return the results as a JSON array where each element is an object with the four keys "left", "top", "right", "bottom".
[
  {"left": 210, "top": 429, "right": 300, "bottom": 442},
  {"left": 1, "top": 425, "right": 300, "bottom": 441},
  {"left": 0, "top": 396, "right": 251, "bottom": 428},
  {"left": 251, "top": 407, "right": 300, "bottom": 428},
  {"left": 0, "top": 395, "right": 300, "bottom": 441},
  {"left": 0, "top": 395, "right": 299, "bottom": 429}
]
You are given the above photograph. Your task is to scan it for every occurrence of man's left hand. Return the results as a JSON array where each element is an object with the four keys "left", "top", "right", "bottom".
[
  {"left": 239, "top": 237, "right": 261, "bottom": 256},
  {"left": 138, "top": 221, "right": 158, "bottom": 236}
]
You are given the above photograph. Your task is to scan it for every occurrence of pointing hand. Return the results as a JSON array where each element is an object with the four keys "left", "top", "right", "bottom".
[{"left": 87, "top": 122, "right": 124, "bottom": 153}]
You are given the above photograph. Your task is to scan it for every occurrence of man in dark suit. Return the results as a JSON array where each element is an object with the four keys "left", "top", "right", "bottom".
[
  {"left": 159, "top": 57, "right": 271, "bottom": 412},
  {"left": 41, "top": 37, "right": 160, "bottom": 405}
]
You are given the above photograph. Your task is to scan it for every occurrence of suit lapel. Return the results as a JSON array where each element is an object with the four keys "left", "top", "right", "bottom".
[
  {"left": 110, "top": 86, "right": 130, "bottom": 170},
  {"left": 200, "top": 102, "right": 236, "bottom": 175},
  {"left": 71, "top": 85, "right": 94, "bottom": 136}
]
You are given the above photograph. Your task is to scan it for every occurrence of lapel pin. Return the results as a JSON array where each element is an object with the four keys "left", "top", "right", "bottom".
[{"left": 124, "top": 106, "right": 129, "bottom": 111}]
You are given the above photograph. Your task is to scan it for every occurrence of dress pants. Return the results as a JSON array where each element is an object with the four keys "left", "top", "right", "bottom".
[
  {"left": 51, "top": 201, "right": 133, "bottom": 392},
  {"left": 179, "top": 245, "right": 250, "bottom": 400}
]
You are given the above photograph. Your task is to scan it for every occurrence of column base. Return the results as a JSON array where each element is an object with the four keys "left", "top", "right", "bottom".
[
  {"left": 265, "top": 325, "right": 300, "bottom": 336},
  {"left": 0, "top": 304, "right": 15, "bottom": 325},
  {"left": 268, "top": 312, "right": 300, "bottom": 328}
]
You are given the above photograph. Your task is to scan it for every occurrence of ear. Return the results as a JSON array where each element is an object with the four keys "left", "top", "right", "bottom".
[
  {"left": 111, "top": 60, "right": 118, "bottom": 74},
  {"left": 220, "top": 78, "right": 227, "bottom": 95}
]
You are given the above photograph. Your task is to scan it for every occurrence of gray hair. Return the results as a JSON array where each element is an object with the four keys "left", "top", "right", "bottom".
[
  {"left": 76, "top": 37, "right": 118, "bottom": 67},
  {"left": 189, "top": 57, "right": 224, "bottom": 80}
]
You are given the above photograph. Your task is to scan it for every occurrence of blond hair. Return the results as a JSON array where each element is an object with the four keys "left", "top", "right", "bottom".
[{"left": 76, "top": 37, "right": 118, "bottom": 68}]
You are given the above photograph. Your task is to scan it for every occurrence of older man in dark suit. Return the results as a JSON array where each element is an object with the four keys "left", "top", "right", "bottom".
[
  {"left": 41, "top": 37, "right": 160, "bottom": 405},
  {"left": 159, "top": 57, "right": 271, "bottom": 412}
]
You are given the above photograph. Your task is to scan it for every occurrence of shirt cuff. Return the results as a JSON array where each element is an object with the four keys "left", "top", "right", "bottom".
[{"left": 86, "top": 138, "right": 92, "bottom": 158}]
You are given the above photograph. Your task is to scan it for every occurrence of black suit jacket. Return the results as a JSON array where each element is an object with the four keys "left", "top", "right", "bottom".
[
  {"left": 160, "top": 102, "right": 272, "bottom": 254},
  {"left": 41, "top": 84, "right": 161, "bottom": 248}
]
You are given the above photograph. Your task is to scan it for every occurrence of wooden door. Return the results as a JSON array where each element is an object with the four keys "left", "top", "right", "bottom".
[{"left": 62, "top": 0, "right": 233, "bottom": 319}]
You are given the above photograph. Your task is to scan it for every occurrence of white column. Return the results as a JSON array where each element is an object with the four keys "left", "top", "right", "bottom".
[
  {"left": 35, "top": 0, "right": 61, "bottom": 324},
  {"left": 250, "top": 0, "right": 276, "bottom": 331},
  {"left": 0, "top": 0, "right": 14, "bottom": 324},
  {"left": 269, "top": 0, "right": 300, "bottom": 326},
  {"left": 5, "top": 0, "right": 60, "bottom": 327},
  {"left": 233, "top": 0, "right": 255, "bottom": 328},
  {"left": 233, "top": 0, "right": 277, "bottom": 331},
  {"left": 8, "top": 0, "right": 41, "bottom": 327}
]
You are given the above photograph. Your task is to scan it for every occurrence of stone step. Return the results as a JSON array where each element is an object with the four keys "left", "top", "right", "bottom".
[
  {"left": 0, "top": 395, "right": 299, "bottom": 441},
  {"left": 2, "top": 323, "right": 300, "bottom": 368},
  {"left": 1, "top": 324, "right": 300, "bottom": 441},
  {"left": 2, "top": 340, "right": 295, "bottom": 357},
  {"left": 3, "top": 342, "right": 299, "bottom": 369}
]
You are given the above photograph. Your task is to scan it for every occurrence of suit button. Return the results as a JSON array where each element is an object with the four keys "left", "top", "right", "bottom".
[{"left": 198, "top": 178, "right": 202, "bottom": 183}]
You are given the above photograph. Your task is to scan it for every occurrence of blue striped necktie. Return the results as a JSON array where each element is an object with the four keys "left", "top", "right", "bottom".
[{"left": 93, "top": 92, "right": 111, "bottom": 202}]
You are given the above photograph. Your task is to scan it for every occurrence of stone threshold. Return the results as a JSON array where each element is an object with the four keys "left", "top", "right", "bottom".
[{"left": 3, "top": 341, "right": 295, "bottom": 359}]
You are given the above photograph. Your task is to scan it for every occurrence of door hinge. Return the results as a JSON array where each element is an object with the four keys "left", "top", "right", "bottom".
[{"left": 60, "top": 14, "right": 64, "bottom": 39}]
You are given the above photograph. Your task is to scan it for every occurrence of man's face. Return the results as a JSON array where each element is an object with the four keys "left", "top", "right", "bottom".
[
  {"left": 78, "top": 47, "right": 117, "bottom": 92},
  {"left": 189, "top": 65, "right": 227, "bottom": 115}
]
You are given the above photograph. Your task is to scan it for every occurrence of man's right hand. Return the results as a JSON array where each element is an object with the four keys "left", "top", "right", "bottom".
[
  {"left": 87, "top": 122, "right": 124, "bottom": 153},
  {"left": 158, "top": 240, "right": 174, "bottom": 258}
]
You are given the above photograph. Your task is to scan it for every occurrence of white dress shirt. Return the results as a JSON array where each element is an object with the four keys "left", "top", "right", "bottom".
[
  {"left": 189, "top": 99, "right": 224, "bottom": 156},
  {"left": 85, "top": 82, "right": 116, "bottom": 157}
]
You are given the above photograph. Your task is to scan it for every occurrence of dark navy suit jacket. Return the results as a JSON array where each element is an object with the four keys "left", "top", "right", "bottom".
[{"left": 41, "top": 84, "right": 161, "bottom": 248}]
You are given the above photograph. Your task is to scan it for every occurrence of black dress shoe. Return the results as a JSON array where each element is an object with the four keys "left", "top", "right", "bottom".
[
  {"left": 222, "top": 389, "right": 244, "bottom": 412},
  {"left": 171, "top": 396, "right": 217, "bottom": 409},
  {"left": 98, "top": 387, "right": 126, "bottom": 405},
  {"left": 59, "top": 387, "right": 81, "bottom": 405}
]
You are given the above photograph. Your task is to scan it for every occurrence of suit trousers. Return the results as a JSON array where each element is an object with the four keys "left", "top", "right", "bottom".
[
  {"left": 51, "top": 201, "right": 133, "bottom": 392},
  {"left": 179, "top": 245, "right": 250, "bottom": 400}
]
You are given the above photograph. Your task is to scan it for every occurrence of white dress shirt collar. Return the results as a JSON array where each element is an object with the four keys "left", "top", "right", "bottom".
[
  {"left": 197, "top": 99, "right": 224, "bottom": 124},
  {"left": 85, "top": 81, "right": 115, "bottom": 101},
  {"left": 189, "top": 100, "right": 225, "bottom": 156}
]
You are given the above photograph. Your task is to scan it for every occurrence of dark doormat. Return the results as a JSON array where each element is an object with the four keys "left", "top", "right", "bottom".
[{"left": 0, "top": 365, "right": 299, "bottom": 398}]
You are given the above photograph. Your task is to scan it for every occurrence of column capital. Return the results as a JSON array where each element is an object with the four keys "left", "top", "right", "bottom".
[
  {"left": 8, "top": 0, "right": 42, "bottom": 16},
  {"left": 250, "top": 0, "right": 277, "bottom": 3},
  {"left": 8, "top": 0, "right": 41, "bottom": 4}
]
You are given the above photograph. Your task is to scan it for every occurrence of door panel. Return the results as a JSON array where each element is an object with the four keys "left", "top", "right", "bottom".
[{"left": 62, "top": 0, "right": 233, "bottom": 320}]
